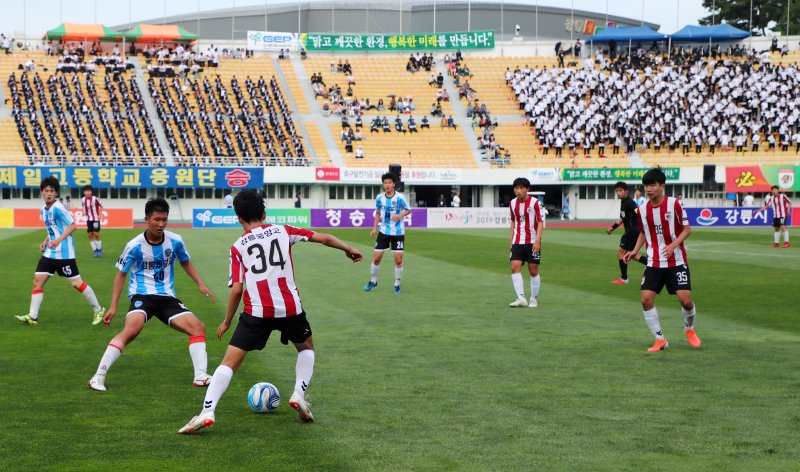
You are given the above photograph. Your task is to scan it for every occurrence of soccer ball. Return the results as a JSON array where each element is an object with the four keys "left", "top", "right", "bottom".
[{"left": 247, "top": 382, "right": 280, "bottom": 413}]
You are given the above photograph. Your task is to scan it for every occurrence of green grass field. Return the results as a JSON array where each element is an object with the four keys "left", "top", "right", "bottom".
[{"left": 0, "top": 226, "right": 798, "bottom": 471}]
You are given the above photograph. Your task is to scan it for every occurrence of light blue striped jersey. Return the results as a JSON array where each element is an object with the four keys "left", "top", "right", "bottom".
[
  {"left": 41, "top": 201, "right": 75, "bottom": 260},
  {"left": 375, "top": 192, "right": 410, "bottom": 236},
  {"left": 115, "top": 230, "right": 191, "bottom": 298}
]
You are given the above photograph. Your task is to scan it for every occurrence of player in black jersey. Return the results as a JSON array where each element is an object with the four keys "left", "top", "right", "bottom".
[{"left": 607, "top": 181, "right": 646, "bottom": 284}]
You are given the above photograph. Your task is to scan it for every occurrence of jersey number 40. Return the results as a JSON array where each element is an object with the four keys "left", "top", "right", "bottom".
[{"left": 248, "top": 240, "right": 286, "bottom": 273}]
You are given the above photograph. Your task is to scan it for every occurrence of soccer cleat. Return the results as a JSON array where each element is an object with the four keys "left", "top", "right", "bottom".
[
  {"left": 93, "top": 249, "right": 99, "bottom": 257},
  {"left": 363, "top": 281, "right": 378, "bottom": 292},
  {"left": 508, "top": 297, "right": 528, "bottom": 308},
  {"left": 178, "top": 411, "right": 215, "bottom": 434},
  {"left": 772, "top": 243, "right": 780, "bottom": 248},
  {"left": 685, "top": 329, "right": 702, "bottom": 348},
  {"left": 87, "top": 375, "right": 106, "bottom": 392},
  {"left": 394, "top": 285, "right": 401, "bottom": 295},
  {"left": 98, "top": 249, "right": 103, "bottom": 257},
  {"left": 528, "top": 297, "right": 538, "bottom": 308},
  {"left": 611, "top": 278, "right": 629, "bottom": 285},
  {"left": 647, "top": 339, "right": 669, "bottom": 352},
  {"left": 289, "top": 391, "right": 314, "bottom": 423},
  {"left": 783, "top": 242, "right": 790, "bottom": 248},
  {"left": 15, "top": 314, "right": 38, "bottom": 325},
  {"left": 192, "top": 372, "right": 211, "bottom": 387},
  {"left": 92, "top": 307, "right": 106, "bottom": 326}
]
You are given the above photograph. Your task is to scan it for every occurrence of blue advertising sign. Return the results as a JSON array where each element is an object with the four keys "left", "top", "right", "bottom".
[
  {"left": 193, "top": 208, "right": 312, "bottom": 228},
  {"left": 0, "top": 166, "right": 264, "bottom": 189},
  {"left": 685, "top": 207, "right": 781, "bottom": 227}
]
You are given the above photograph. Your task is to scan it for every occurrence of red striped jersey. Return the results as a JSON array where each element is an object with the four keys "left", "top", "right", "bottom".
[
  {"left": 229, "top": 224, "right": 315, "bottom": 318},
  {"left": 637, "top": 197, "right": 689, "bottom": 268},
  {"left": 509, "top": 197, "right": 543, "bottom": 245},
  {"left": 770, "top": 193, "right": 791, "bottom": 218},
  {"left": 81, "top": 195, "right": 102, "bottom": 221}
]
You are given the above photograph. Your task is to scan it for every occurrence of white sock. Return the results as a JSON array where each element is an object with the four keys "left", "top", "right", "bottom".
[
  {"left": 294, "top": 349, "right": 315, "bottom": 399},
  {"left": 783, "top": 231, "right": 789, "bottom": 243},
  {"left": 77, "top": 283, "right": 102, "bottom": 312},
  {"left": 202, "top": 365, "right": 233, "bottom": 413},
  {"left": 682, "top": 304, "right": 696, "bottom": 330},
  {"left": 29, "top": 289, "right": 43, "bottom": 319},
  {"left": 188, "top": 336, "right": 208, "bottom": 377},
  {"left": 643, "top": 307, "right": 665, "bottom": 340},
  {"left": 97, "top": 240, "right": 102, "bottom": 250},
  {"left": 530, "top": 275, "right": 541, "bottom": 300},
  {"left": 775, "top": 232, "right": 781, "bottom": 244},
  {"left": 394, "top": 266, "right": 403, "bottom": 286},
  {"left": 90, "top": 241, "right": 97, "bottom": 250},
  {"left": 511, "top": 272, "right": 525, "bottom": 299},
  {"left": 370, "top": 263, "right": 380, "bottom": 283},
  {"left": 95, "top": 342, "right": 123, "bottom": 378}
]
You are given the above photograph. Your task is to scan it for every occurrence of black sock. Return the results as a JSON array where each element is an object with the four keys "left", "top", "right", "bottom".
[
  {"left": 636, "top": 255, "right": 647, "bottom": 265},
  {"left": 619, "top": 259, "right": 628, "bottom": 279}
]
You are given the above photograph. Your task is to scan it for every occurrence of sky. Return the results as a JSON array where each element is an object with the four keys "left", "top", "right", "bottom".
[{"left": 0, "top": 0, "right": 710, "bottom": 38}]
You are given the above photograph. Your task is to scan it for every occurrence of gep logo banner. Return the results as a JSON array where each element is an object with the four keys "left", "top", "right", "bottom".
[
  {"left": 193, "top": 209, "right": 239, "bottom": 228},
  {"left": 247, "top": 31, "right": 299, "bottom": 51}
]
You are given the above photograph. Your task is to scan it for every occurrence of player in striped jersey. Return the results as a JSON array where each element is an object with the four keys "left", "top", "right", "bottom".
[
  {"left": 88, "top": 198, "right": 216, "bottom": 392},
  {"left": 623, "top": 168, "right": 701, "bottom": 352},
  {"left": 756, "top": 185, "right": 791, "bottom": 248},
  {"left": 508, "top": 178, "right": 544, "bottom": 308},
  {"left": 15, "top": 177, "right": 105, "bottom": 326},
  {"left": 364, "top": 173, "right": 411, "bottom": 294},
  {"left": 179, "top": 190, "right": 362, "bottom": 433},
  {"left": 81, "top": 185, "right": 104, "bottom": 257}
]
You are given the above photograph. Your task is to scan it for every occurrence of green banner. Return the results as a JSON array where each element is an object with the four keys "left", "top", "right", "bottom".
[
  {"left": 264, "top": 209, "right": 311, "bottom": 228},
  {"left": 300, "top": 30, "right": 494, "bottom": 51},
  {"left": 560, "top": 168, "right": 681, "bottom": 181}
]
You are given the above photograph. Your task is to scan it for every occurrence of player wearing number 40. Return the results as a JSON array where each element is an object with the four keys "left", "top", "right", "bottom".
[{"left": 88, "top": 197, "right": 217, "bottom": 392}]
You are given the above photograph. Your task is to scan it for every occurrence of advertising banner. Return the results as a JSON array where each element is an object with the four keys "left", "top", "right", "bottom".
[
  {"left": 193, "top": 209, "right": 311, "bottom": 228},
  {"left": 310, "top": 208, "right": 427, "bottom": 229},
  {"left": 337, "top": 168, "right": 462, "bottom": 184},
  {"left": 247, "top": 31, "right": 299, "bottom": 51},
  {"left": 0, "top": 208, "right": 13, "bottom": 228},
  {"left": 561, "top": 167, "right": 681, "bottom": 181},
  {"left": 427, "top": 208, "right": 512, "bottom": 228},
  {"left": 0, "top": 166, "right": 264, "bottom": 189},
  {"left": 685, "top": 207, "right": 777, "bottom": 227},
  {"left": 14, "top": 208, "right": 133, "bottom": 228},
  {"left": 725, "top": 165, "right": 800, "bottom": 193},
  {"left": 300, "top": 30, "right": 494, "bottom": 51}
]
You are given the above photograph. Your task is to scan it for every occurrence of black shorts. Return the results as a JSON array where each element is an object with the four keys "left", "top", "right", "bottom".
[
  {"left": 229, "top": 312, "right": 312, "bottom": 351},
  {"left": 619, "top": 230, "right": 639, "bottom": 251},
  {"left": 35, "top": 256, "right": 80, "bottom": 279},
  {"left": 641, "top": 265, "right": 691, "bottom": 295},
  {"left": 87, "top": 220, "right": 101, "bottom": 232},
  {"left": 509, "top": 244, "right": 541, "bottom": 264},
  {"left": 773, "top": 217, "right": 786, "bottom": 228},
  {"left": 375, "top": 233, "right": 405, "bottom": 252},
  {"left": 127, "top": 295, "right": 192, "bottom": 326}
]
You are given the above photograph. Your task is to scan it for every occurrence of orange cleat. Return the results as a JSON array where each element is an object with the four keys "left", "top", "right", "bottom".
[
  {"left": 647, "top": 339, "right": 669, "bottom": 352},
  {"left": 685, "top": 329, "right": 702, "bottom": 348},
  {"left": 611, "top": 278, "right": 629, "bottom": 285},
  {"left": 783, "top": 242, "right": 790, "bottom": 248}
]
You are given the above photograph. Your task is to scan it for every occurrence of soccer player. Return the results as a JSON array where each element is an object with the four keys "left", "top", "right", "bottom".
[
  {"left": 508, "top": 178, "right": 543, "bottom": 308},
  {"left": 607, "top": 181, "right": 646, "bottom": 284},
  {"left": 364, "top": 172, "right": 411, "bottom": 294},
  {"left": 178, "top": 190, "right": 362, "bottom": 433},
  {"left": 756, "top": 185, "right": 791, "bottom": 248},
  {"left": 15, "top": 177, "right": 105, "bottom": 326},
  {"left": 633, "top": 187, "right": 646, "bottom": 207},
  {"left": 88, "top": 198, "right": 216, "bottom": 392},
  {"left": 623, "top": 167, "right": 701, "bottom": 352},
  {"left": 81, "top": 185, "right": 103, "bottom": 257}
]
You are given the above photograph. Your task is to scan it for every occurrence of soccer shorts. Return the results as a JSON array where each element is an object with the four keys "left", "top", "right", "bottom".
[
  {"left": 87, "top": 220, "right": 101, "bottom": 233},
  {"left": 35, "top": 256, "right": 80, "bottom": 279},
  {"left": 641, "top": 265, "right": 691, "bottom": 295},
  {"left": 375, "top": 232, "right": 405, "bottom": 252},
  {"left": 773, "top": 217, "right": 786, "bottom": 228},
  {"left": 619, "top": 230, "right": 639, "bottom": 251},
  {"left": 126, "top": 295, "right": 192, "bottom": 326},
  {"left": 509, "top": 244, "right": 541, "bottom": 264},
  {"left": 229, "top": 312, "right": 312, "bottom": 351}
]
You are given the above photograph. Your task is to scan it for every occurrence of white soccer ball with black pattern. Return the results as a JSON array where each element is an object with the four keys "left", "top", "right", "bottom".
[{"left": 247, "top": 382, "right": 280, "bottom": 413}]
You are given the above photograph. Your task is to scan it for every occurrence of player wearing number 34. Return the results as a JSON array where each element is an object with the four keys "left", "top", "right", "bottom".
[{"left": 88, "top": 198, "right": 217, "bottom": 392}]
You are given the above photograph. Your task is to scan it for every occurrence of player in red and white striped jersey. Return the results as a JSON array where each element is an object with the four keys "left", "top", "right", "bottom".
[
  {"left": 179, "top": 190, "right": 363, "bottom": 434},
  {"left": 624, "top": 168, "right": 701, "bottom": 352},
  {"left": 756, "top": 185, "right": 792, "bottom": 248},
  {"left": 81, "top": 185, "right": 103, "bottom": 257},
  {"left": 507, "top": 177, "right": 544, "bottom": 308}
]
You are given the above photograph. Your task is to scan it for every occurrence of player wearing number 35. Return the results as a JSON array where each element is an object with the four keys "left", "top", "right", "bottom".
[{"left": 88, "top": 198, "right": 217, "bottom": 392}]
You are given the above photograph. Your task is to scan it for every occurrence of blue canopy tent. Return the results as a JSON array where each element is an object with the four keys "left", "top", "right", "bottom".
[
  {"left": 585, "top": 26, "right": 668, "bottom": 58},
  {"left": 670, "top": 24, "right": 750, "bottom": 42}
]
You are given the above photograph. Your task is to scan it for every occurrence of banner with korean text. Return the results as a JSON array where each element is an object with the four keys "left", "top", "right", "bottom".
[
  {"left": 561, "top": 168, "right": 681, "bottom": 181},
  {"left": 0, "top": 166, "right": 264, "bottom": 189},
  {"left": 300, "top": 30, "right": 494, "bottom": 51},
  {"left": 14, "top": 208, "right": 133, "bottom": 228},
  {"left": 725, "top": 165, "right": 800, "bottom": 193},
  {"left": 310, "top": 209, "right": 427, "bottom": 229},
  {"left": 685, "top": 207, "right": 778, "bottom": 227},
  {"left": 193, "top": 209, "right": 311, "bottom": 228}
]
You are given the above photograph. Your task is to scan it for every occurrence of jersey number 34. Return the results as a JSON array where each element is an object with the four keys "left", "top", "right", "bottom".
[{"left": 248, "top": 240, "right": 287, "bottom": 273}]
